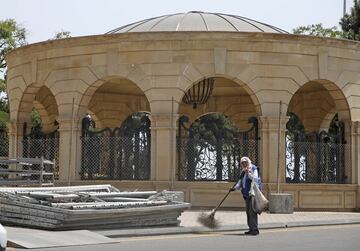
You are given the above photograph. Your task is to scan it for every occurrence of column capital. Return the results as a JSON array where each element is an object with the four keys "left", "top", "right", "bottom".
[
  {"left": 350, "top": 121, "right": 360, "bottom": 135},
  {"left": 150, "top": 113, "right": 179, "bottom": 131},
  {"left": 259, "top": 116, "right": 289, "bottom": 132},
  {"left": 57, "top": 118, "right": 81, "bottom": 132}
]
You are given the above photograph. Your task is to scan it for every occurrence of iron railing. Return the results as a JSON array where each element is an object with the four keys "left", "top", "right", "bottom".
[
  {"left": 21, "top": 137, "right": 59, "bottom": 179},
  {"left": 177, "top": 115, "right": 260, "bottom": 182},
  {"left": 22, "top": 123, "right": 59, "bottom": 180},
  {"left": 80, "top": 136, "right": 151, "bottom": 180},
  {"left": 0, "top": 127, "right": 9, "bottom": 170},
  {"left": 80, "top": 112, "right": 151, "bottom": 180},
  {"left": 177, "top": 137, "right": 260, "bottom": 181},
  {"left": 285, "top": 139, "right": 350, "bottom": 183}
]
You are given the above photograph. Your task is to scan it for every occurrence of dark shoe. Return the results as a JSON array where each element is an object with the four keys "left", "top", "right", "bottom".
[{"left": 245, "top": 230, "right": 259, "bottom": 235}]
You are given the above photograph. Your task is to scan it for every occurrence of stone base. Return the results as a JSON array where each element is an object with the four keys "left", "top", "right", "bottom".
[{"left": 269, "top": 193, "right": 293, "bottom": 214}]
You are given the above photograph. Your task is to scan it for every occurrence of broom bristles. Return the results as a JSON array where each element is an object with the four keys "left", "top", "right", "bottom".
[{"left": 197, "top": 211, "right": 220, "bottom": 229}]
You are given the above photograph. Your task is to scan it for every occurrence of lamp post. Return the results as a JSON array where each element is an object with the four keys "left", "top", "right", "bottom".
[
  {"left": 344, "top": 0, "right": 346, "bottom": 17},
  {"left": 269, "top": 100, "right": 294, "bottom": 214}
]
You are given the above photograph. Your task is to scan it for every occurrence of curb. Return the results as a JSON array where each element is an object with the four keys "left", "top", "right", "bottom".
[{"left": 96, "top": 219, "right": 360, "bottom": 238}]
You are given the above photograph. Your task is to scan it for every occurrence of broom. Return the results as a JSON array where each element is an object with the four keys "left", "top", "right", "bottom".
[{"left": 197, "top": 183, "right": 237, "bottom": 229}]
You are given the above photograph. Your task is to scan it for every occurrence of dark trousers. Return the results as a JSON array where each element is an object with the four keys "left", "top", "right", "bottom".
[{"left": 245, "top": 197, "right": 258, "bottom": 231}]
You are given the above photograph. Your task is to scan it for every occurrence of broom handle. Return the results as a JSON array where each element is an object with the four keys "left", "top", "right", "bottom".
[{"left": 213, "top": 182, "right": 237, "bottom": 213}]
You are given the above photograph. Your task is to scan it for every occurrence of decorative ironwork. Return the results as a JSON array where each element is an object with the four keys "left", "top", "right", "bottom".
[
  {"left": 81, "top": 112, "right": 151, "bottom": 180},
  {"left": 182, "top": 78, "right": 214, "bottom": 109},
  {"left": 22, "top": 122, "right": 60, "bottom": 179},
  {"left": 177, "top": 114, "right": 260, "bottom": 181},
  {"left": 285, "top": 114, "right": 347, "bottom": 183}
]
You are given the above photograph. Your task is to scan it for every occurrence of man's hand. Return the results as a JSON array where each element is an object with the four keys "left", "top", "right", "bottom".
[
  {"left": 229, "top": 187, "right": 236, "bottom": 192},
  {"left": 242, "top": 166, "right": 251, "bottom": 173}
]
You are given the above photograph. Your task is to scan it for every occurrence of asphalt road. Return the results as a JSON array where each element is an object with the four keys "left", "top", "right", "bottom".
[{"left": 9, "top": 224, "right": 360, "bottom": 251}]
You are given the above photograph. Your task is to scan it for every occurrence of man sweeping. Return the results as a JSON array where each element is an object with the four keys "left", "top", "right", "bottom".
[{"left": 229, "top": 156, "right": 261, "bottom": 236}]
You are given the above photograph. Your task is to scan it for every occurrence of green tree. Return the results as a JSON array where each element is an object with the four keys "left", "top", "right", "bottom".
[
  {"left": 188, "top": 113, "right": 239, "bottom": 181},
  {"left": 54, "top": 30, "right": 71, "bottom": 39},
  {"left": 340, "top": 0, "right": 360, "bottom": 40},
  {"left": 191, "top": 113, "right": 239, "bottom": 144},
  {"left": 293, "top": 23, "right": 347, "bottom": 38},
  {"left": 0, "top": 19, "right": 26, "bottom": 72},
  {"left": 0, "top": 19, "right": 26, "bottom": 127},
  {"left": 286, "top": 112, "right": 305, "bottom": 133},
  {"left": 0, "top": 79, "right": 7, "bottom": 113},
  {"left": 30, "top": 108, "right": 41, "bottom": 128}
]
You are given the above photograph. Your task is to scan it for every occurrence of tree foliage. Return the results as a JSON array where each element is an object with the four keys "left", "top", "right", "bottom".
[
  {"left": 293, "top": 23, "right": 347, "bottom": 38},
  {"left": 340, "top": 0, "right": 360, "bottom": 40},
  {"left": 286, "top": 112, "right": 305, "bottom": 133},
  {"left": 0, "top": 19, "right": 26, "bottom": 72},
  {"left": 54, "top": 30, "right": 71, "bottom": 39},
  {"left": 0, "top": 78, "right": 8, "bottom": 112},
  {"left": 294, "top": 1, "right": 360, "bottom": 41},
  {"left": 190, "top": 113, "right": 239, "bottom": 144},
  {"left": 30, "top": 108, "right": 42, "bottom": 128},
  {"left": 0, "top": 19, "right": 26, "bottom": 126}
]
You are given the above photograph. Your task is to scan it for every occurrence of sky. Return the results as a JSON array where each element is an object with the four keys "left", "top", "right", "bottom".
[{"left": 0, "top": 0, "right": 355, "bottom": 44}]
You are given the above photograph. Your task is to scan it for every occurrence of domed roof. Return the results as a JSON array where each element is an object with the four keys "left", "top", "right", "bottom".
[{"left": 106, "top": 11, "right": 288, "bottom": 34}]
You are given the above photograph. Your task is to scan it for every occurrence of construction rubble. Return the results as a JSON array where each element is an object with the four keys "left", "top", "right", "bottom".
[{"left": 0, "top": 185, "right": 190, "bottom": 230}]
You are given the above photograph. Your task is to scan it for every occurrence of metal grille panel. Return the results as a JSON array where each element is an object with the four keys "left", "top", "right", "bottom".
[
  {"left": 177, "top": 115, "right": 260, "bottom": 181},
  {"left": 177, "top": 138, "right": 260, "bottom": 181},
  {"left": 286, "top": 138, "right": 350, "bottom": 183},
  {"left": 80, "top": 136, "right": 150, "bottom": 180},
  {"left": 21, "top": 137, "right": 59, "bottom": 180}
]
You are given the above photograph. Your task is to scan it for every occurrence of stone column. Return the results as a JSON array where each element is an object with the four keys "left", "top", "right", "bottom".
[
  {"left": 12, "top": 119, "right": 33, "bottom": 158},
  {"left": 5, "top": 119, "right": 32, "bottom": 176},
  {"left": 150, "top": 113, "right": 178, "bottom": 186},
  {"left": 57, "top": 118, "right": 81, "bottom": 182},
  {"left": 6, "top": 121, "right": 20, "bottom": 158},
  {"left": 259, "top": 116, "right": 289, "bottom": 185}
]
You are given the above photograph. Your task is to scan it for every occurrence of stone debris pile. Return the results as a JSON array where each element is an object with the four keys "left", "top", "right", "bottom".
[{"left": 0, "top": 185, "right": 190, "bottom": 230}]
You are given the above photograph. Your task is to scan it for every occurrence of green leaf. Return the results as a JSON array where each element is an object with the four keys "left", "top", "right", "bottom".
[
  {"left": 0, "top": 110, "right": 9, "bottom": 128},
  {"left": 0, "top": 19, "right": 27, "bottom": 72}
]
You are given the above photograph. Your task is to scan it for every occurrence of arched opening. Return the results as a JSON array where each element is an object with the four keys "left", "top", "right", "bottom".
[
  {"left": 85, "top": 77, "right": 150, "bottom": 128},
  {"left": 177, "top": 113, "right": 259, "bottom": 181},
  {"left": 179, "top": 77, "right": 259, "bottom": 129},
  {"left": 80, "top": 77, "right": 151, "bottom": 180},
  {"left": 16, "top": 85, "right": 59, "bottom": 179},
  {"left": 286, "top": 81, "right": 350, "bottom": 184},
  {"left": 177, "top": 77, "right": 260, "bottom": 181}
]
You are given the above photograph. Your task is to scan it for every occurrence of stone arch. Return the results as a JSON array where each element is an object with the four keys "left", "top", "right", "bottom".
[
  {"left": 235, "top": 64, "right": 309, "bottom": 117},
  {"left": 288, "top": 79, "right": 350, "bottom": 132},
  {"left": 319, "top": 108, "right": 337, "bottom": 132},
  {"left": 178, "top": 74, "right": 261, "bottom": 131},
  {"left": 16, "top": 84, "right": 59, "bottom": 132},
  {"left": 78, "top": 75, "right": 151, "bottom": 129}
]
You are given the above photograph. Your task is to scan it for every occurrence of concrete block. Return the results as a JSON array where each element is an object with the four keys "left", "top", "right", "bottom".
[{"left": 269, "top": 193, "right": 293, "bottom": 214}]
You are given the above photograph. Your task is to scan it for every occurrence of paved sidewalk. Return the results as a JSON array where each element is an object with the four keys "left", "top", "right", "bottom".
[
  {"left": 97, "top": 210, "right": 360, "bottom": 237},
  {"left": 6, "top": 210, "right": 360, "bottom": 248}
]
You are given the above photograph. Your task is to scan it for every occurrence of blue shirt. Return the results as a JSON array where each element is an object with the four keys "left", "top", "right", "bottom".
[{"left": 234, "top": 164, "right": 260, "bottom": 198}]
